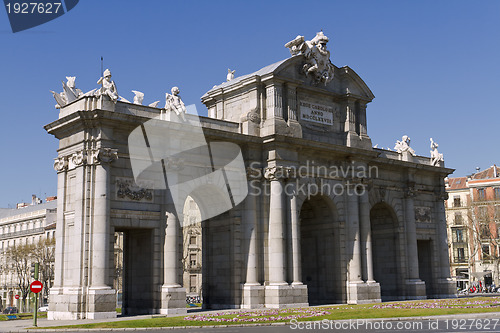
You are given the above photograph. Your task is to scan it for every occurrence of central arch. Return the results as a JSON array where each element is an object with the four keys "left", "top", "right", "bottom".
[
  {"left": 370, "top": 202, "right": 403, "bottom": 300},
  {"left": 299, "top": 195, "right": 343, "bottom": 305}
]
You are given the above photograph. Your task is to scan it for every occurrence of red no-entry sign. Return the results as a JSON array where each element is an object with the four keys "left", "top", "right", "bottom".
[
  {"left": 15, "top": 294, "right": 19, "bottom": 299},
  {"left": 30, "top": 281, "right": 43, "bottom": 294}
]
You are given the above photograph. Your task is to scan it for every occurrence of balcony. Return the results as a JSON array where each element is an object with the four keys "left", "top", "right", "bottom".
[{"left": 453, "top": 256, "right": 468, "bottom": 263}]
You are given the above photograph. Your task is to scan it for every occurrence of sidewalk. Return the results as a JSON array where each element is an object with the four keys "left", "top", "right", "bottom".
[{"left": 2, "top": 309, "right": 500, "bottom": 332}]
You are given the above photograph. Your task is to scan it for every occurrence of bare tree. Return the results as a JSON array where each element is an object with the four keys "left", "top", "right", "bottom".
[
  {"left": 5, "top": 243, "right": 34, "bottom": 312},
  {"left": 32, "top": 238, "right": 56, "bottom": 302}
]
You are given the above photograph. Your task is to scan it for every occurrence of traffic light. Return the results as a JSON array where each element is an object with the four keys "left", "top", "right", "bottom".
[
  {"left": 30, "top": 262, "right": 39, "bottom": 280},
  {"left": 30, "top": 263, "right": 36, "bottom": 278}
]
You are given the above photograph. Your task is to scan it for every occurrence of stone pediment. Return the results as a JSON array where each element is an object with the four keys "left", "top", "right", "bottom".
[
  {"left": 201, "top": 32, "right": 374, "bottom": 149},
  {"left": 203, "top": 55, "right": 374, "bottom": 103}
]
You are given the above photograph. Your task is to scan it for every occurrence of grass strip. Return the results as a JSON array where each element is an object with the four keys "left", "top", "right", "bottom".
[{"left": 36, "top": 296, "right": 500, "bottom": 329}]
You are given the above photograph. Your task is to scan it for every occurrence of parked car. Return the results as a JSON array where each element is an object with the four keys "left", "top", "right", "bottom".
[
  {"left": 2, "top": 306, "right": 18, "bottom": 314},
  {"left": 38, "top": 305, "right": 49, "bottom": 312}
]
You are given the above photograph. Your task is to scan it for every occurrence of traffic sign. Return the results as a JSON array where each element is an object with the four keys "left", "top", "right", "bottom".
[
  {"left": 30, "top": 281, "right": 43, "bottom": 294},
  {"left": 15, "top": 294, "right": 19, "bottom": 299}
]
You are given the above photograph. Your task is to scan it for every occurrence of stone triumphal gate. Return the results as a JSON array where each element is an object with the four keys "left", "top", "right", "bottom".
[{"left": 45, "top": 32, "right": 455, "bottom": 320}]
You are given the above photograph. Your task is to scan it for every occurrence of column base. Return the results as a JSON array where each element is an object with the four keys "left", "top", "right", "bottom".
[
  {"left": 87, "top": 287, "right": 118, "bottom": 319},
  {"left": 241, "top": 284, "right": 265, "bottom": 309},
  {"left": 405, "top": 279, "right": 427, "bottom": 300},
  {"left": 264, "top": 284, "right": 308, "bottom": 308},
  {"left": 434, "top": 278, "right": 458, "bottom": 299},
  {"left": 47, "top": 286, "right": 117, "bottom": 320},
  {"left": 347, "top": 281, "right": 382, "bottom": 304},
  {"left": 160, "top": 286, "right": 187, "bottom": 315}
]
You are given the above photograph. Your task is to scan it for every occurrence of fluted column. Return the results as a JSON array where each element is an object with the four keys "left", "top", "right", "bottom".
[
  {"left": 287, "top": 85, "right": 297, "bottom": 121},
  {"left": 266, "top": 84, "right": 283, "bottom": 118},
  {"left": 91, "top": 148, "right": 118, "bottom": 288},
  {"left": 359, "top": 189, "right": 374, "bottom": 282},
  {"left": 265, "top": 166, "right": 287, "bottom": 285}
]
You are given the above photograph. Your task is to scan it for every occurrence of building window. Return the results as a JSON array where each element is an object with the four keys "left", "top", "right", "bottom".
[
  {"left": 482, "top": 244, "right": 490, "bottom": 258},
  {"left": 190, "top": 236, "right": 197, "bottom": 245},
  {"left": 478, "top": 206, "right": 488, "bottom": 221},
  {"left": 495, "top": 188, "right": 500, "bottom": 200},
  {"left": 454, "top": 213, "right": 463, "bottom": 225},
  {"left": 454, "top": 247, "right": 467, "bottom": 263},
  {"left": 453, "top": 228, "right": 465, "bottom": 243},
  {"left": 453, "top": 196, "right": 461, "bottom": 207},
  {"left": 480, "top": 224, "right": 490, "bottom": 238},
  {"left": 478, "top": 188, "right": 485, "bottom": 201},
  {"left": 190, "top": 254, "right": 197, "bottom": 267},
  {"left": 190, "top": 275, "right": 197, "bottom": 293}
]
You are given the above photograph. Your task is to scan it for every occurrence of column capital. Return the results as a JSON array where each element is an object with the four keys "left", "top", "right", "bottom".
[
  {"left": 90, "top": 147, "right": 119, "bottom": 165},
  {"left": 264, "top": 165, "right": 291, "bottom": 181},
  {"left": 70, "top": 150, "right": 87, "bottom": 167},
  {"left": 53, "top": 156, "right": 68, "bottom": 172},
  {"left": 434, "top": 189, "right": 448, "bottom": 201},
  {"left": 404, "top": 182, "right": 417, "bottom": 198},
  {"left": 246, "top": 166, "right": 263, "bottom": 180}
]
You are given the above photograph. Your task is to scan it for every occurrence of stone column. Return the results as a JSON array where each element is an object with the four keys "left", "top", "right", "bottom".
[
  {"left": 358, "top": 185, "right": 381, "bottom": 302},
  {"left": 91, "top": 149, "right": 117, "bottom": 288},
  {"left": 164, "top": 212, "right": 180, "bottom": 287},
  {"left": 88, "top": 148, "right": 118, "bottom": 319},
  {"left": 346, "top": 184, "right": 365, "bottom": 304},
  {"left": 434, "top": 189, "right": 457, "bottom": 298},
  {"left": 404, "top": 179, "right": 427, "bottom": 299},
  {"left": 287, "top": 85, "right": 297, "bottom": 121},
  {"left": 265, "top": 166, "right": 286, "bottom": 285},
  {"left": 160, "top": 201, "right": 187, "bottom": 314},
  {"left": 266, "top": 84, "right": 283, "bottom": 118},
  {"left": 52, "top": 157, "right": 67, "bottom": 289},
  {"left": 359, "top": 189, "right": 374, "bottom": 283},
  {"left": 347, "top": 189, "right": 363, "bottom": 283},
  {"left": 359, "top": 103, "right": 368, "bottom": 136},
  {"left": 47, "top": 157, "right": 68, "bottom": 320},
  {"left": 289, "top": 179, "right": 302, "bottom": 285},
  {"left": 241, "top": 170, "right": 264, "bottom": 308}
]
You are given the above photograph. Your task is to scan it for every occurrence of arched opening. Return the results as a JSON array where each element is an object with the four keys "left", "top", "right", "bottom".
[
  {"left": 370, "top": 203, "right": 402, "bottom": 300},
  {"left": 182, "top": 195, "right": 203, "bottom": 305},
  {"left": 299, "top": 195, "right": 343, "bottom": 305}
]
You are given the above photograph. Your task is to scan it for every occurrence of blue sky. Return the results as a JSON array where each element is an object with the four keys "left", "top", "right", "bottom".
[{"left": 0, "top": 0, "right": 499, "bottom": 207}]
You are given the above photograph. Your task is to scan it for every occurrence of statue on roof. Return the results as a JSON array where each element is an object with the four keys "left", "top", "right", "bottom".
[
  {"left": 430, "top": 138, "right": 444, "bottom": 166},
  {"left": 226, "top": 68, "right": 235, "bottom": 81},
  {"left": 164, "top": 86, "right": 187, "bottom": 121},
  {"left": 96, "top": 69, "right": 119, "bottom": 103},
  {"left": 394, "top": 135, "right": 415, "bottom": 156},
  {"left": 285, "top": 31, "right": 335, "bottom": 86}
]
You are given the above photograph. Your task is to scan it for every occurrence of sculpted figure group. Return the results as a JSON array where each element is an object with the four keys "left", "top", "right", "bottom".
[
  {"left": 285, "top": 31, "right": 335, "bottom": 86},
  {"left": 51, "top": 69, "right": 187, "bottom": 121}
]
